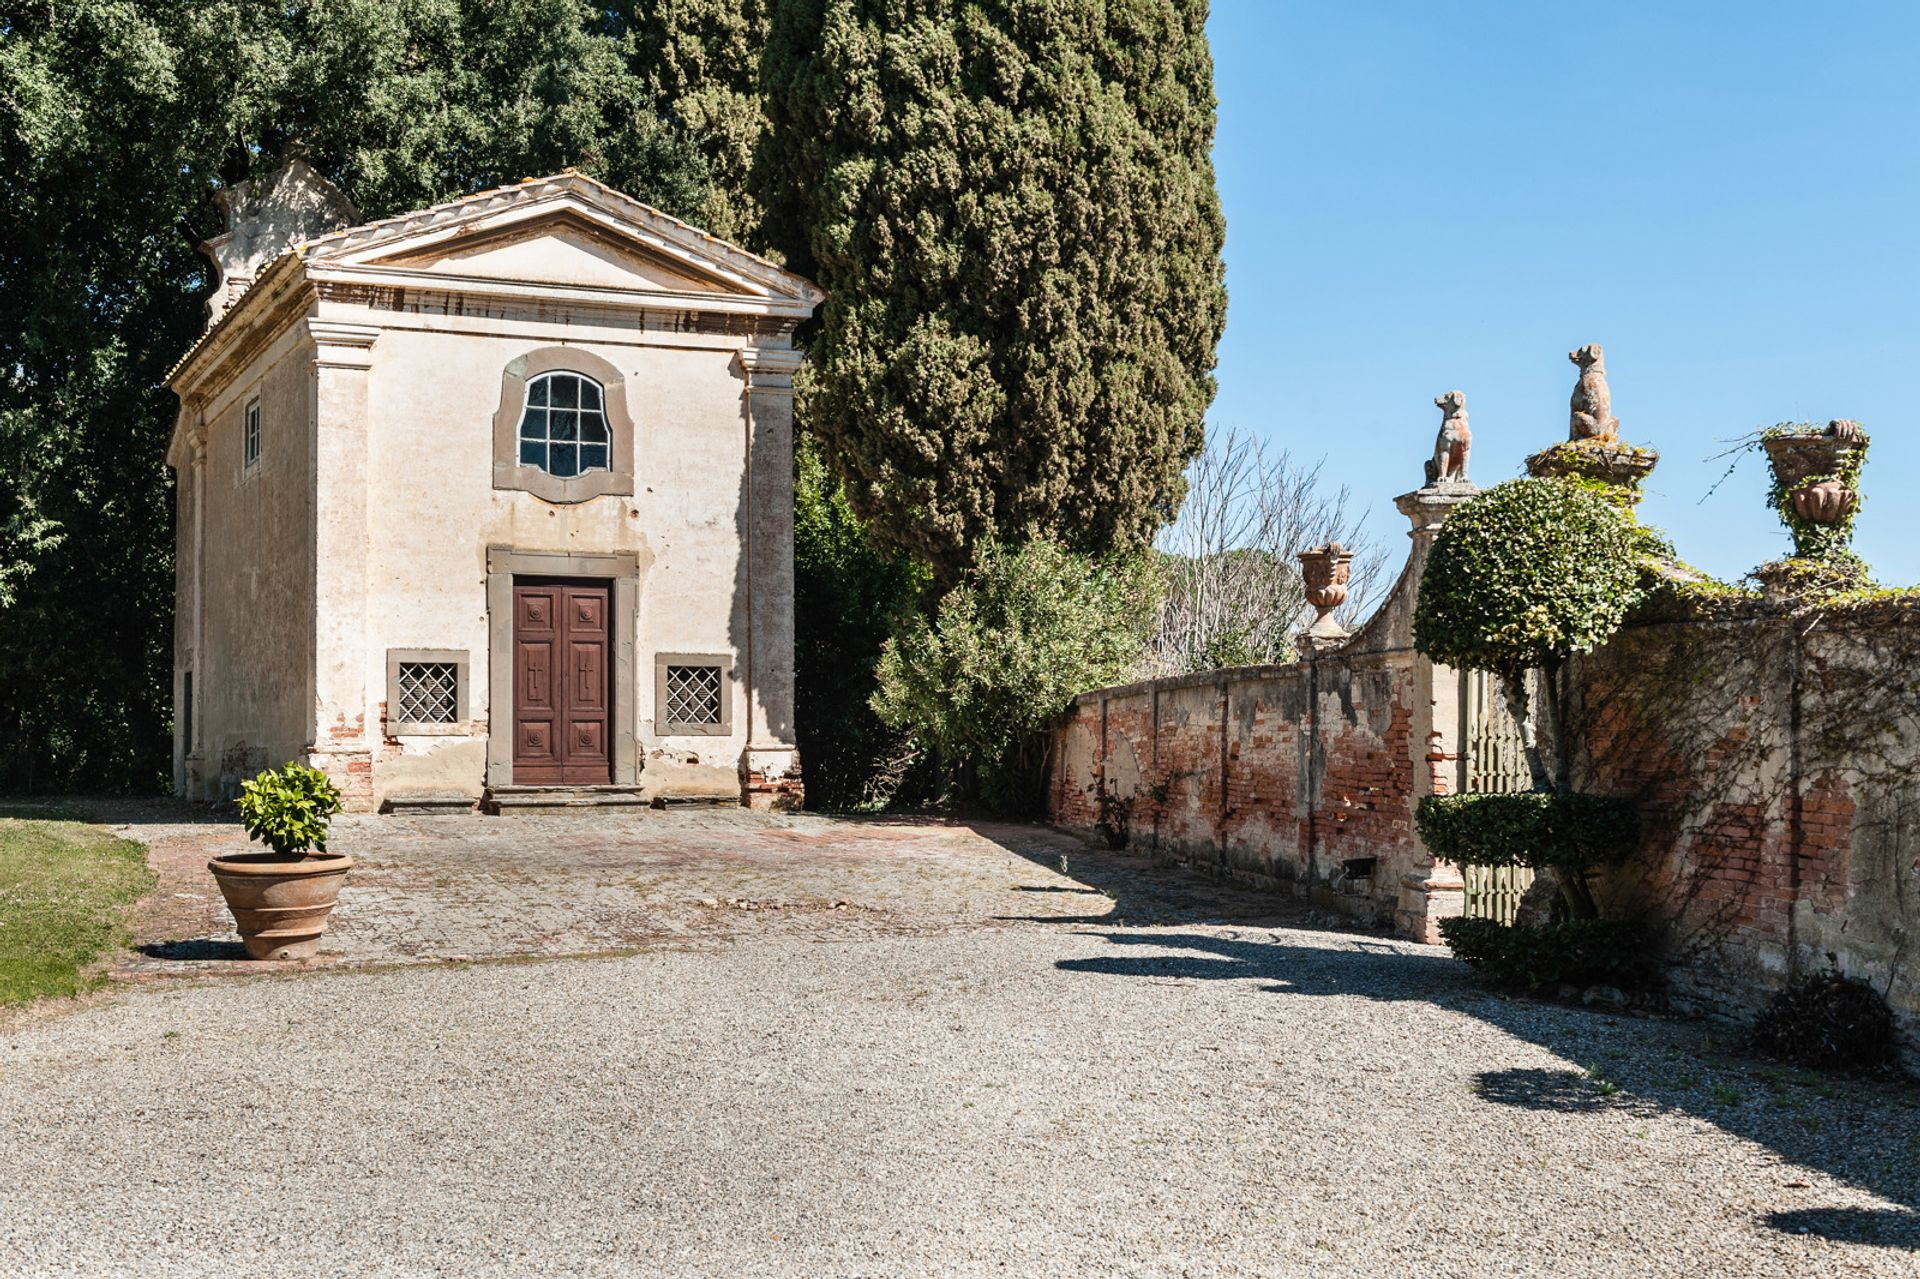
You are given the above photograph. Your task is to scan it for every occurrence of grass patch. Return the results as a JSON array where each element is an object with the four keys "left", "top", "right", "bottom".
[{"left": 0, "top": 804, "right": 153, "bottom": 1005}]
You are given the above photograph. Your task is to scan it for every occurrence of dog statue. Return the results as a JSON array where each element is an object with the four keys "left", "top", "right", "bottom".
[
  {"left": 1569, "top": 343, "right": 1620, "bottom": 443},
  {"left": 1424, "top": 389, "right": 1471, "bottom": 486}
]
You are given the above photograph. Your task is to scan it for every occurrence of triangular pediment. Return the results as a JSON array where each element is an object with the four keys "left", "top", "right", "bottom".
[
  {"left": 367, "top": 210, "right": 740, "bottom": 295},
  {"left": 300, "top": 173, "right": 823, "bottom": 307}
]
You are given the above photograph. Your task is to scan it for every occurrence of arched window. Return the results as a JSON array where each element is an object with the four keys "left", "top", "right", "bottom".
[{"left": 517, "top": 371, "right": 611, "bottom": 479}]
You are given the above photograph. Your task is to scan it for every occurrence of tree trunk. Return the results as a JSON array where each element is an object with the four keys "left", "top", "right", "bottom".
[
  {"left": 1539, "top": 661, "right": 1571, "bottom": 792},
  {"left": 1499, "top": 668, "right": 1553, "bottom": 793}
]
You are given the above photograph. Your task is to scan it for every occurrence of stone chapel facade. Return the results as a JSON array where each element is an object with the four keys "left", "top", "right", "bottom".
[{"left": 165, "top": 163, "right": 822, "bottom": 812}]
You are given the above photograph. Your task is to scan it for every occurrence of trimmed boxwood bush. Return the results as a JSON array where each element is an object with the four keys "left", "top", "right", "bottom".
[
  {"left": 1415, "top": 477, "right": 1643, "bottom": 791},
  {"left": 1439, "top": 916, "right": 1660, "bottom": 994},
  {"left": 1416, "top": 792, "right": 1639, "bottom": 870}
]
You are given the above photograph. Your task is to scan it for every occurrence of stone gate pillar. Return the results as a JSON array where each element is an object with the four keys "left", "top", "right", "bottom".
[{"left": 1393, "top": 481, "right": 1476, "bottom": 942}]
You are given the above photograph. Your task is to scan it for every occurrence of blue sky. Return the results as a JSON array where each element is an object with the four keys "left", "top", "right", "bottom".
[{"left": 1207, "top": 2, "right": 1920, "bottom": 583}]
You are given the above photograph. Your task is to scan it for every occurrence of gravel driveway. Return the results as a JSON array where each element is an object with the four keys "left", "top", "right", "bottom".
[{"left": 2, "top": 877, "right": 1916, "bottom": 1277}]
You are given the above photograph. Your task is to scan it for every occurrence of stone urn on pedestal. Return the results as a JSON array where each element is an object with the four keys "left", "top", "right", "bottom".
[
  {"left": 1296, "top": 543, "right": 1354, "bottom": 652},
  {"left": 1752, "top": 419, "right": 1870, "bottom": 596},
  {"left": 209, "top": 762, "right": 353, "bottom": 960},
  {"left": 1763, "top": 420, "right": 1865, "bottom": 545}
]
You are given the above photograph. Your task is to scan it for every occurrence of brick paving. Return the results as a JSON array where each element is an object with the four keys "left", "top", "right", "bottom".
[{"left": 71, "top": 799, "right": 1318, "bottom": 982}]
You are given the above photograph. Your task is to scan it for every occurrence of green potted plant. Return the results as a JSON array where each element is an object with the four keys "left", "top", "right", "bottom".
[{"left": 209, "top": 762, "right": 352, "bottom": 960}]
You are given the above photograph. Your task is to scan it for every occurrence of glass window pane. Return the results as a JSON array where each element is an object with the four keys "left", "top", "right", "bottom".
[
  {"left": 579, "top": 413, "right": 608, "bottom": 444},
  {"left": 550, "top": 410, "right": 577, "bottom": 442},
  {"left": 580, "top": 381, "right": 602, "bottom": 411},
  {"left": 549, "top": 443, "right": 578, "bottom": 478},
  {"left": 528, "top": 378, "right": 549, "bottom": 407},
  {"left": 579, "top": 443, "right": 608, "bottom": 472},
  {"left": 519, "top": 438, "right": 544, "bottom": 466},
  {"left": 518, "top": 408, "right": 547, "bottom": 440},
  {"left": 551, "top": 375, "right": 578, "bottom": 410}
]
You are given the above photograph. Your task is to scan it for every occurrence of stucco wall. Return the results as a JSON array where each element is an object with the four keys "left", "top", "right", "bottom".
[
  {"left": 358, "top": 323, "right": 756, "bottom": 805},
  {"left": 175, "top": 322, "right": 315, "bottom": 796}
]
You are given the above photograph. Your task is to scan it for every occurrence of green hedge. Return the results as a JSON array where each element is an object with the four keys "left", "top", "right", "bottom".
[
  {"left": 1416, "top": 792, "right": 1639, "bottom": 869},
  {"left": 1439, "top": 917, "right": 1660, "bottom": 993}
]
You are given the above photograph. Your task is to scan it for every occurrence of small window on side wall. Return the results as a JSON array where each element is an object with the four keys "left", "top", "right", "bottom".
[
  {"left": 385, "top": 649, "right": 469, "bottom": 735},
  {"left": 243, "top": 398, "right": 261, "bottom": 470},
  {"left": 655, "top": 653, "right": 732, "bottom": 737}
]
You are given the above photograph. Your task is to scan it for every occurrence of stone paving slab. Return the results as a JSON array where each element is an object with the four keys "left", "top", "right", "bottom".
[{"left": 70, "top": 799, "right": 1319, "bottom": 982}]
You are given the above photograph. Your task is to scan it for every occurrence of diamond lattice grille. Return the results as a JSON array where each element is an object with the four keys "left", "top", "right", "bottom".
[
  {"left": 396, "top": 662, "right": 459, "bottom": 725},
  {"left": 665, "top": 664, "right": 723, "bottom": 727}
]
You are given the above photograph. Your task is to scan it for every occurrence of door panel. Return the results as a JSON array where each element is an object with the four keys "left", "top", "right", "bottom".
[{"left": 512, "top": 579, "right": 613, "bottom": 785}]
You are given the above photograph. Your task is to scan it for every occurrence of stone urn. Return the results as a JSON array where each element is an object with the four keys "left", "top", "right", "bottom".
[
  {"left": 208, "top": 852, "right": 354, "bottom": 960},
  {"left": 1299, "top": 542, "right": 1353, "bottom": 619},
  {"left": 1761, "top": 425, "right": 1862, "bottom": 496},
  {"left": 1791, "top": 480, "right": 1857, "bottom": 526}
]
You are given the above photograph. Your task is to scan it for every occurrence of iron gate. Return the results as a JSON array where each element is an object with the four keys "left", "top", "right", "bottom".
[{"left": 1461, "top": 670, "right": 1533, "bottom": 924}]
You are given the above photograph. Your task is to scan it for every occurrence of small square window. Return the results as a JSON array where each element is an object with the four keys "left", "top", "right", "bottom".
[
  {"left": 655, "top": 654, "right": 732, "bottom": 737},
  {"left": 386, "top": 649, "right": 469, "bottom": 735},
  {"left": 243, "top": 399, "right": 261, "bottom": 470}
]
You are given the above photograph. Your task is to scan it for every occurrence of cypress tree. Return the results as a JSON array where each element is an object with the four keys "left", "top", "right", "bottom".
[{"left": 762, "top": 0, "right": 1228, "bottom": 581}]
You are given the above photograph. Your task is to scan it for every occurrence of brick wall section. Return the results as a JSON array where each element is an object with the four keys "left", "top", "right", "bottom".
[
  {"left": 1050, "top": 651, "right": 1432, "bottom": 931},
  {"left": 1577, "top": 613, "right": 1919, "bottom": 1057},
  {"left": 1055, "top": 600, "right": 1920, "bottom": 1057}
]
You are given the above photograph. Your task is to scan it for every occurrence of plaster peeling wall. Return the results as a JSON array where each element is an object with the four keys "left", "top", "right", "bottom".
[
  {"left": 189, "top": 327, "right": 316, "bottom": 796},
  {"left": 1578, "top": 611, "right": 1920, "bottom": 1059},
  {"left": 1051, "top": 652, "right": 1432, "bottom": 932}
]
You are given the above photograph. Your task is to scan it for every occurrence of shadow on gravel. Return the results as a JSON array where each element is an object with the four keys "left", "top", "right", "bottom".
[
  {"left": 1040, "top": 910, "right": 1920, "bottom": 1255},
  {"left": 1765, "top": 1207, "right": 1920, "bottom": 1246},
  {"left": 138, "top": 939, "right": 248, "bottom": 962}
]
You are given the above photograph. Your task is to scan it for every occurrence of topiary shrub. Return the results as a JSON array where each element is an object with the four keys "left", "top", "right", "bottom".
[
  {"left": 1415, "top": 477, "right": 1643, "bottom": 792},
  {"left": 1416, "top": 793, "right": 1639, "bottom": 870},
  {"left": 1439, "top": 916, "right": 1660, "bottom": 994},
  {"left": 236, "top": 763, "right": 343, "bottom": 859},
  {"left": 1749, "top": 972, "right": 1899, "bottom": 1071}
]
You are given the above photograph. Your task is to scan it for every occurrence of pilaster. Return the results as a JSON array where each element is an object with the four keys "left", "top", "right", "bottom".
[
  {"left": 736, "top": 345, "right": 804, "bottom": 809},
  {"left": 304, "top": 320, "right": 380, "bottom": 811}
]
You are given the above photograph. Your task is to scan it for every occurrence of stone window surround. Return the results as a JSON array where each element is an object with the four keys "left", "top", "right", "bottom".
[
  {"left": 492, "top": 346, "right": 635, "bottom": 504},
  {"left": 655, "top": 653, "right": 735, "bottom": 738},
  {"left": 384, "top": 647, "right": 470, "bottom": 736},
  {"left": 484, "top": 547, "right": 641, "bottom": 788}
]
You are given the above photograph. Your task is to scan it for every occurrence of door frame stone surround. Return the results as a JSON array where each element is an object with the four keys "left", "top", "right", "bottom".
[{"left": 484, "top": 546, "right": 640, "bottom": 788}]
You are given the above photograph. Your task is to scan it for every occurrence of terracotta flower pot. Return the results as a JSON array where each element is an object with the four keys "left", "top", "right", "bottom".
[
  {"left": 207, "top": 853, "right": 353, "bottom": 960},
  {"left": 1790, "top": 479, "right": 1857, "bottom": 525}
]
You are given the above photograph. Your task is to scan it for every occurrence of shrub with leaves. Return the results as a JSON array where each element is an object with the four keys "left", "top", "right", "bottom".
[
  {"left": 1439, "top": 917, "right": 1660, "bottom": 994},
  {"left": 1749, "top": 971, "right": 1898, "bottom": 1071},
  {"left": 1415, "top": 477, "right": 1643, "bottom": 791},
  {"left": 1416, "top": 793, "right": 1639, "bottom": 870},
  {"left": 236, "top": 763, "right": 343, "bottom": 859},
  {"left": 872, "top": 539, "right": 1158, "bottom": 815}
]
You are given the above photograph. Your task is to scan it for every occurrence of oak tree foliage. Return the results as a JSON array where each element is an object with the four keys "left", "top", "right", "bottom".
[{"left": 0, "top": 0, "right": 729, "bottom": 788}]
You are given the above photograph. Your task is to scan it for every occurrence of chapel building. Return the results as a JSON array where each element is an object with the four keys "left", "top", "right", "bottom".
[{"left": 165, "top": 162, "right": 821, "bottom": 812}]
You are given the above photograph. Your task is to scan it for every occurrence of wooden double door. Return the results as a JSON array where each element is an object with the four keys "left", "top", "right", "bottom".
[{"left": 511, "top": 578, "right": 613, "bottom": 785}]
